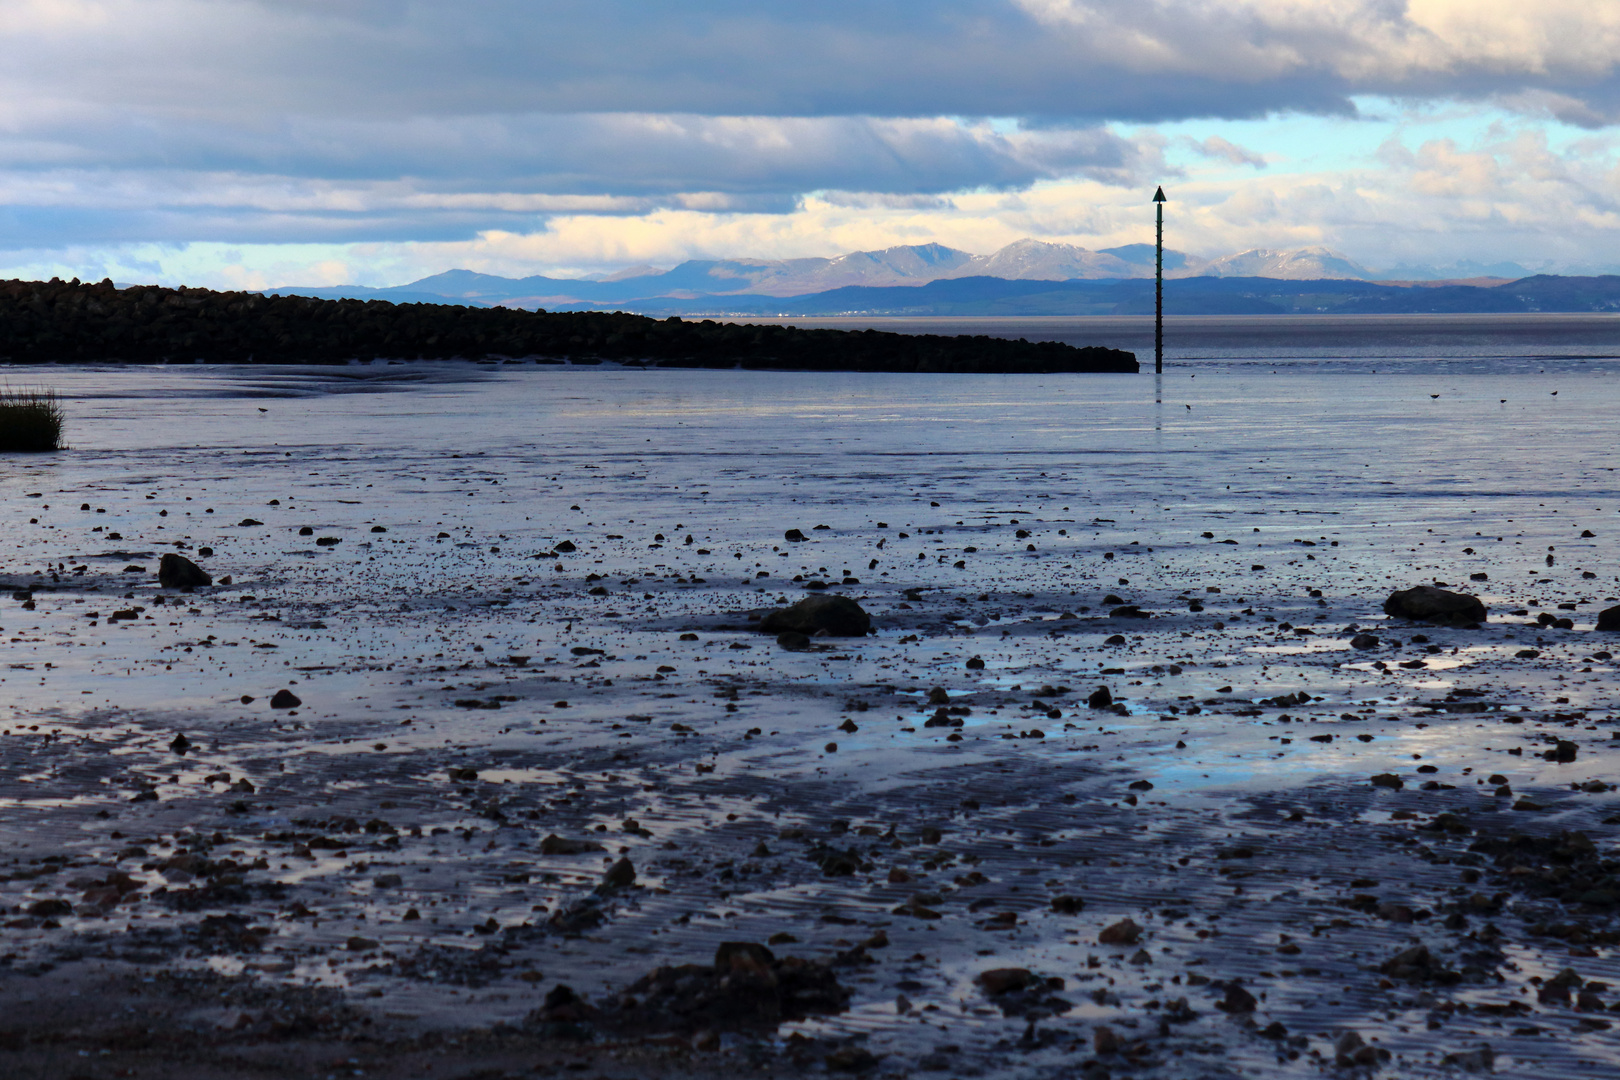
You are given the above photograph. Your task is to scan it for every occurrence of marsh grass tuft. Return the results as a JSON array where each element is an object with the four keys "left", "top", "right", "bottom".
[{"left": 0, "top": 388, "right": 64, "bottom": 452}]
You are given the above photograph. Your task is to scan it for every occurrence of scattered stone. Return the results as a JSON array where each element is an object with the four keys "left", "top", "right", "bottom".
[
  {"left": 1088, "top": 686, "right": 1113, "bottom": 709},
  {"left": 1215, "top": 982, "right": 1257, "bottom": 1013},
  {"left": 976, "top": 967, "right": 1070, "bottom": 1018},
  {"left": 1378, "top": 943, "right": 1459, "bottom": 984},
  {"left": 825, "top": 1047, "right": 880, "bottom": 1073},
  {"left": 158, "top": 553, "right": 211, "bottom": 589},
  {"left": 1382, "top": 585, "right": 1486, "bottom": 627},
  {"left": 548, "top": 897, "right": 606, "bottom": 934},
  {"left": 759, "top": 594, "right": 871, "bottom": 637},
  {"left": 776, "top": 631, "right": 813, "bottom": 651},
  {"left": 1098, "top": 918, "right": 1141, "bottom": 945},
  {"left": 1597, "top": 605, "right": 1620, "bottom": 631},
  {"left": 1536, "top": 967, "right": 1584, "bottom": 1005},
  {"left": 1441, "top": 1045, "right": 1496, "bottom": 1073},
  {"left": 1334, "top": 1030, "right": 1381, "bottom": 1068},
  {"left": 1350, "top": 633, "right": 1380, "bottom": 649},
  {"left": 598, "top": 942, "right": 850, "bottom": 1034},
  {"left": 977, "top": 968, "right": 1035, "bottom": 995},
  {"left": 269, "top": 689, "right": 301, "bottom": 709},
  {"left": 541, "top": 835, "right": 606, "bottom": 856},
  {"left": 525, "top": 984, "right": 597, "bottom": 1035},
  {"left": 600, "top": 857, "right": 636, "bottom": 890},
  {"left": 1051, "top": 895, "right": 1085, "bottom": 915},
  {"left": 1370, "top": 773, "right": 1403, "bottom": 790}
]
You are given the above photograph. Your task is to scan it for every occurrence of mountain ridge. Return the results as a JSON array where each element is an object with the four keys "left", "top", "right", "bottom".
[
  {"left": 267, "top": 239, "right": 1359, "bottom": 306},
  {"left": 264, "top": 240, "right": 1620, "bottom": 315}
]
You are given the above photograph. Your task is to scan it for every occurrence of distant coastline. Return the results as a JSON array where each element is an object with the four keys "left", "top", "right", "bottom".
[{"left": 264, "top": 270, "right": 1620, "bottom": 320}]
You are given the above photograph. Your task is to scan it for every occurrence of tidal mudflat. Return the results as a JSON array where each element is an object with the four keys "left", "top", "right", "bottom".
[{"left": 2, "top": 348, "right": 1618, "bottom": 1078}]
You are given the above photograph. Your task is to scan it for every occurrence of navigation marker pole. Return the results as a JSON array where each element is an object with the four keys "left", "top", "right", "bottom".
[{"left": 1153, "top": 185, "right": 1166, "bottom": 375}]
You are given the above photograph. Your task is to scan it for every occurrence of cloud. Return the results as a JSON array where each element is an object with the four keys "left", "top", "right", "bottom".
[
  {"left": 9, "top": 1, "right": 1618, "bottom": 120},
  {"left": 1, "top": 1, "right": 1620, "bottom": 275},
  {"left": 1015, "top": 1, "right": 1620, "bottom": 92},
  {"left": 11, "top": 123, "right": 1620, "bottom": 290},
  {"left": 1184, "top": 136, "right": 1267, "bottom": 168},
  {"left": 0, "top": 112, "right": 1155, "bottom": 245}
]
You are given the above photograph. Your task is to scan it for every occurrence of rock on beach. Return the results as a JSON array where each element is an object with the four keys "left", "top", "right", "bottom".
[
  {"left": 759, "top": 594, "right": 871, "bottom": 637},
  {"left": 158, "top": 553, "right": 211, "bottom": 589},
  {"left": 1382, "top": 585, "right": 1486, "bottom": 627}
]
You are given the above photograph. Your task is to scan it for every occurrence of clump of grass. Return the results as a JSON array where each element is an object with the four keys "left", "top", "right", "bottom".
[{"left": 0, "top": 388, "right": 64, "bottom": 452}]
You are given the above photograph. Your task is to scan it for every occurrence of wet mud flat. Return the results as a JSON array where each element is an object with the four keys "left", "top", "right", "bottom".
[{"left": 1, "top": 359, "right": 1618, "bottom": 1078}]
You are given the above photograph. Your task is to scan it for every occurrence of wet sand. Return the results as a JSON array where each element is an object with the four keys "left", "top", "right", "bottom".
[{"left": 1, "top": 355, "right": 1617, "bottom": 1078}]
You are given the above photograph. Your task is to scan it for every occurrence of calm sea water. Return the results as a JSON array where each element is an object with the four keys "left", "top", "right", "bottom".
[{"left": 761, "top": 313, "right": 1620, "bottom": 372}]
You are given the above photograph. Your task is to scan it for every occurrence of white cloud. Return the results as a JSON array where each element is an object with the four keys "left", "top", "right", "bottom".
[
  {"left": 18, "top": 119, "right": 1618, "bottom": 290},
  {"left": 1185, "top": 136, "right": 1267, "bottom": 168},
  {"left": 1016, "top": 0, "right": 1620, "bottom": 86}
]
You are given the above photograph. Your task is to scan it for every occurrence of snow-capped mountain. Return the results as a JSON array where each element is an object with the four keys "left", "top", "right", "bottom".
[
  {"left": 1196, "top": 246, "right": 1374, "bottom": 280},
  {"left": 944, "top": 239, "right": 1139, "bottom": 281}
]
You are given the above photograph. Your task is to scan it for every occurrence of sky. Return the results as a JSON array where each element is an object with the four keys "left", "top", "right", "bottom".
[{"left": 2, "top": 0, "right": 1620, "bottom": 288}]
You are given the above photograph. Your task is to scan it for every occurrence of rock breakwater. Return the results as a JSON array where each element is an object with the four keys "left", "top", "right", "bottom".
[{"left": 0, "top": 277, "right": 1138, "bottom": 372}]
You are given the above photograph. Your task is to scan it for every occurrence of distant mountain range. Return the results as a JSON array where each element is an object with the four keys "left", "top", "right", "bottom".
[{"left": 263, "top": 240, "right": 1620, "bottom": 316}]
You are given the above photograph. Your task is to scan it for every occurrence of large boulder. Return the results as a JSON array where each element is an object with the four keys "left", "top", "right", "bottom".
[
  {"left": 1383, "top": 586, "right": 1485, "bottom": 627},
  {"left": 1596, "top": 605, "right": 1620, "bottom": 631},
  {"left": 158, "top": 553, "right": 211, "bottom": 589},
  {"left": 584, "top": 941, "right": 850, "bottom": 1035},
  {"left": 759, "top": 595, "right": 871, "bottom": 637}
]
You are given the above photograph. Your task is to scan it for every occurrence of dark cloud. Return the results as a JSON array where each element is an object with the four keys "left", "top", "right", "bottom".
[
  {"left": 13, "top": 2, "right": 1614, "bottom": 121},
  {"left": 0, "top": 1, "right": 1616, "bottom": 247},
  {"left": 0, "top": 113, "right": 1153, "bottom": 243}
]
